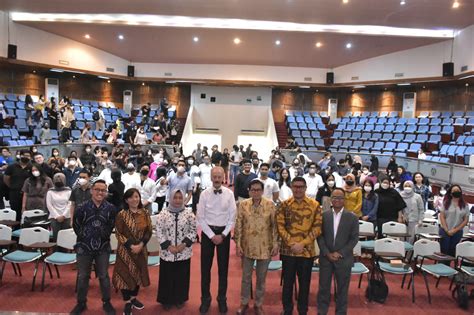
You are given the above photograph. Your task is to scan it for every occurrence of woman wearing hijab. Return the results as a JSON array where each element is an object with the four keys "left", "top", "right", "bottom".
[
  {"left": 46, "top": 173, "right": 72, "bottom": 240},
  {"left": 374, "top": 176, "right": 407, "bottom": 239},
  {"left": 112, "top": 188, "right": 153, "bottom": 315},
  {"left": 156, "top": 189, "right": 197, "bottom": 310},
  {"left": 400, "top": 181, "right": 424, "bottom": 244},
  {"left": 343, "top": 173, "right": 362, "bottom": 218}
]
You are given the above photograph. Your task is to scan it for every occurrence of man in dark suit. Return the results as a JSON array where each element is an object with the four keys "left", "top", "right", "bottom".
[{"left": 317, "top": 188, "right": 359, "bottom": 315}]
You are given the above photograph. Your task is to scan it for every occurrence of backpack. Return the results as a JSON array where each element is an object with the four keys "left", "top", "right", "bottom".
[
  {"left": 452, "top": 273, "right": 473, "bottom": 309},
  {"left": 366, "top": 260, "right": 389, "bottom": 303},
  {"left": 92, "top": 110, "right": 100, "bottom": 121}
]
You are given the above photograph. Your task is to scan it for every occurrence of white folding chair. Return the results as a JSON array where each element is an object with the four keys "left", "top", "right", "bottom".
[
  {"left": 415, "top": 223, "right": 440, "bottom": 241},
  {"left": 382, "top": 221, "right": 413, "bottom": 252},
  {"left": 0, "top": 224, "right": 13, "bottom": 256},
  {"left": 352, "top": 242, "right": 369, "bottom": 288},
  {"left": 146, "top": 236, "right": 161, "bottom": 266},
  {"left": 0, "top": 227, "right": 50, "bottom": 290},
  {"left": 12, "top": 210, "right": 49, "bottom": 238},
  {"left": 456, "top": 241, "right": 474, "bottom": 278},
  {"left": 0, "top": 208, "right": 16, "bottom": 221},
  {"left": 374, "top": 238, "right": 415, "bottom": 302},
  {"left": 413, "top": 239, "right": 457, "bottom": 303},
  {"left": 109, "top": 233, "right": 118, "bottom": 264},
  {"left": 359, "top": 220, "right": 375, "bottom": 251},
  {"left": 41, "top": 228, "right": 77, "bottom": 291}
]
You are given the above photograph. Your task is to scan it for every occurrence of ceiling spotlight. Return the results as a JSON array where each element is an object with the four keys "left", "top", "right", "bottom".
[
  {"left": 315, "top": 42, "right": 322, "bottom": 48},
  {"left": 84, "top": 34, "right": 90, "bottom": 39},
  {"left": 400, "top": 0, "right": 406, "bottom": 5},
  {"left": 234, "top": 37, "right": 241, "bottom": 44},
  {"left": 193, "top": 36, "right": 199, "bottom": 42},
  {"left": 466, "top": 83, "right": 470, "bottom": 87},
  {"left": 346, "top": 42, "right": 352, "bottom": 49},
  {"left": 452, "top": 1, "right": 460, "bottom": 8},
  {"left": 118, "top": 34, "right": 124, "bottom": 40},
  {"left": 107, "top": 80, "right": 111, "bottom": 83},
  {"left": 422, "top": 86, "right": 426, "bottom": 89},
  {"left": 141, "top": 82, "right": 145, "bottom": 86},
  {"left": 275, "top": 40, "right": 281, "bottom": 45},
  {"left": 342, "top": 0, "right": 349, "bottom": 3},
  {"left": 72, "top": 75, "right": 76, "bottom": 78},
  {"left": 384, "top": 88, "right": 387, "bottom": 90},
  {"left": 32, "top": 70, "right": 36, "bottom": 73}
]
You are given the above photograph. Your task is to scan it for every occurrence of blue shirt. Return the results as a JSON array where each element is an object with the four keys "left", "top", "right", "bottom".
[
  {"left": 362, "top": 193, "right": 379, "bottom": 221},
  {"left": 63, "top": 166, "right": 83, "bottom": 188},
  {"left": 73, "top": 199, "right": 117, "bottom": 255},
  {"left": 166, "top": 172, "right": 193, "bottom": 200}
]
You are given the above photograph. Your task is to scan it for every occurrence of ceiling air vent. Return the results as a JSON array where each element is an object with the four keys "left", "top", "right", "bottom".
[
  {"left": 394, "top": 73, "right": 404, "bottom": 78},
  {"left": 351, "top": 76, "right": 359, "bottom": 81},
  {"left": 164, "top": 72, "right": 173, "bottom": 76},
  {"left": 304, "top": 77, "right": 312, "bottom": 82},
  {"left": 106, "top": 67, "right": 115, "bottom": 73},
  {"left": 461, "top": 65, "right": 468, "bottom": 72}
]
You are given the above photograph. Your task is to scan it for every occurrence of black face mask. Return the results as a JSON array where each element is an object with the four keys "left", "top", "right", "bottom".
[
  {"left": 20, "top": 157, "right": 30, "bottom": 164},
  {"left": 54, "top": 182, "right": 64, "bottom": 188},
  {"left": 452, "top": 191, "right": 462, "bottom": 198},
  {"left": 345, "top": 180, "right": 354, "bottom": 186},
  {"left": 140, "top": 170, "right": 149, "bottom": 176}
]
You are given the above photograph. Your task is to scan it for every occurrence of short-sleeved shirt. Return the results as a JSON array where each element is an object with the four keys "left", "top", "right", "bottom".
[
  {"left": 261, "top": 177, "right": 279, "bottom": 200},
  {"left": 230, "top": 151, "right": 243, "bottom": 164},
  {"left": 441, "top": 203, "right": 470, "bottom": 230},
  {"left": 4, "top": 163, "right": 31, "bottom": 190},
  {"left": 70, "top": 186, "right": 92, "bottom": 208},
  {"left": 166, "top": 173, "right": 193, "bottom": 200}
]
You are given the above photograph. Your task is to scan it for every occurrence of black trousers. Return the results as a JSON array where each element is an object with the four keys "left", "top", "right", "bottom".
[
  {"left": 8, "top": 189, "right": 22, "bottom": 221},
  {"left": 121, "top": 286, "right": 140, "bottom": 301},
  {"left": 157, "top": 259, "right": 191, "bottom": 305},
  {"left": 155, "top": 196, "right": 166, "bottom": 213},
  {"left": 376, "top": 217, "right": 396, "bottom": 239},
  {"left": 200, "top": 227, "right": 231, "bottom": 304},
  {"left": 281, "top": 255, "right": 314, "bottom": 315},
  {"left": 76, "top": 252, "right": 111, "bottom": 304}
]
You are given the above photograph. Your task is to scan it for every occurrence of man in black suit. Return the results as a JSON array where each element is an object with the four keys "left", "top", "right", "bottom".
[{"left": 317, "top": 188, "right": 359, "bottom": 315}]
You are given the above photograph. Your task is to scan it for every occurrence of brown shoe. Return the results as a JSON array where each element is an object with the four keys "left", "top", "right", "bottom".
[
  {"left": 236, "top": 304, "right": 249, "bottom": 315},
  {"left": 254, "top": 306, "right": 265, "bottom": 315}
]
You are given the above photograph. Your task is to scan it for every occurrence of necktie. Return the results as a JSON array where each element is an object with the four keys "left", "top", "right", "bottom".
[{"left": 214, "top": 189, "right": 222, "bottom": 194}]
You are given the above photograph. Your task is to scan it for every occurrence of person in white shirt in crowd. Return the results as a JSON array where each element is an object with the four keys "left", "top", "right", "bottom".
[
  {"left": 288, "top": 158, "right": 304, "bottom": 179},
  {"left": 400, "top": 180, "right": 425, "bottom": 244},
  {"left": 134, "top": 126, "right": 148, "bottom": 145},
  {"left": 47, "top": 173, "right": 72, "bottom": 241},
  {"left": 161, "top": 159, "right": 193, "bottom": 206},
  {"left": 278, "top": 168, "right": 293, "bottom": 202},
  {"left": 138, "top": 165, "right": 157, "bottom": 214},
  {"left": 303, "top": 162, "right": 324, "bottom": 199},
  {"left": 250, "top": 157, "right": 261, "bottom": 176},
  {"left": 229, "top": 145, "right": 243, "bottom": 187},
  {"left": 197, "top": 166, "right": 237, "bottom": 314},
  {"left": 122, "top": 163, "right": 141, "bottom": 191},
  {"left": 296, "top": 148, "right": 312, "bottom": 168},
  {"left": 154, "top": 166, "right": 169, "bottom": 213},
  {"left": 199, "top": 155, "right": 213, "bottom": 191},
  {"left": 258, "top": 163, "right": 279, "bottom": 203},
  {"left": 418, "top": 149, "right": 427, "bottom": 160},
  {"left": 187, "top": 156, "right": 201, "bottom": 213},
  {"left": 98, "top": 160, "right": 114, "bottom": 185},
  {"left": 96, "top": 105, "right": 106, "bottom": 131}
]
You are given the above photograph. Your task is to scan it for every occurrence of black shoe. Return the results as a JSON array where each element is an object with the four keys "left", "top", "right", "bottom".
[
  {"left": 176, "top": 303, "right": 185, "bottom": 309},
  {"left": 103, "top": 301, "right": 116, "bottom": 315},
  {"left": 163, "top": 304, "right": 173, "bottom": 310},
  {"left": 218, "top": 301, "right": 228, "bottom": 314},
  {"left": 123, "top": 303, "right": 132, "bottom": 315},
  {"left": 70, "top": 303, "right": 87, "bottom": 315},
  {"left": 199, "top": 302, "right": 210, "bottom": 314},
  {"left": 130, "top": 298, "right": 144, "bottom": 310}
]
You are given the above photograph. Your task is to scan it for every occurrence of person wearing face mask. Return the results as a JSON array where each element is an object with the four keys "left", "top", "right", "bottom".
[
  {"left": 386, "top": 156, "right": 398, "bottom": 178},
  {"left": 433, "top": 184, "right": 449, "bottom": 213},
  {"left": 137, "top": 166, "right": 157, "bottom": 214},
  {"left": 70, "top": 150, "right": 84, "bottom": 168},
  {"left": 80, "top": 145, "right": 96, "bottom": 170},
  {"left": 21, "top": 163, "right": 53, "bottom": 212},
  {"left": 161, "top": 160, "right": 193, "bottom": 206},
  {"left": 342, "top": 173, "right": 362, "bottom": 218},
  {"left": 134, "top": 126, "right": 148, "bottom": 145},
  {"left": 199, "top": 155, "right": 213, "bottom": 191},
  {"left": 48, "top": 148, "right": 65, "bottom": 171},
  {"left": 148, "top": 151, "right": 164, "bottom": 181},
  {"left": 46, "top": 173, "right": 72, "bottom": 241},
  {"left": 39, "top": 122, "right": 52, "bottom": 145},
  {"left": 303, "top": 163, "right": 324, "bottom": 199},
  {"left": 412, "top": 172, "right": 431, "bottom": 208},
  {"left": 107, "top": 169, "right": 125, "bottom": 211},
  {"left": 97, "top": 160, "right": 114, "bottom": 185},
  {"left": 69, "top": 169, "right": 92, "bottom": 225},
  {"left": 400, "top": 181, "right": 424, "bottom": 244},
  {"left": 33, "top": 152, "right": 53, "bottom": 179},
  {"left": 288, "top": 159, "right": 304, "bottom": 180},
  {"left": 259, "top": 163, "right": 280, "bottom": 203},
  {"left": 278, "top": 168, "right": 293, "bottom": 202},
  {"left": 63, "top": 156, "right": 83, "bottom": 188},
  {"left": 439, "top": 185, "right": 469, "bottom": 256},
  {"left": 122, "top": 163, "right": 141, "bottom": 191},
  {"left": 361, "top": 180, "right": 378, "bottom": 226},
  {"left": 186, "top": 156, "right": 201, "bottom": 213},
  {"left": 4, "top": 150, "right": 32, "bottom": 220},
  {"left": 374, "top": 177, "right": 407, "bottom": 239},
  {"left": 316, "top": 174, "right": 337, "bottom": 213},
  {"left": 358, "top": 165, "right": 371, "bottom": 187}
]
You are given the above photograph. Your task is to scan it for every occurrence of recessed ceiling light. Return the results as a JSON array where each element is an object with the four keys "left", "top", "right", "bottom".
[
  {"left": 466, "top": 83, "right": 469, "bottom": 87},
  {"left": 352, "top": 89, "right": 355, "bottom": 92},
  {"left": 142, "top": 82, "right": 145, "bottom": 86},
  {"left": 193, "top": 36, "right": 199, "bottom": 42},
  {"left": 72, "top": 75, "right": 76, "bottom": 78},
  {"left": 400, "top": 0, "right": 406, "bottom": 5},
  {"left": 107, "top": 80, "right": 111, "bottom": 83},
  {"left": 84, "top": 34, "right": 90, "bottom": 39},
  {"left": 316, "top": 89, "right": 319, "bottom": 92},
  {"left": 384, "top": 88, "right": 387, "bottom": 90},
  {"left": 118, "top": 34, "right": 124, "bottom": 40},
  {"left": 422, "top": 86, "right": 426, "bottom": 89},
  {"left": 275, "top": 40, "right": 281, "bottom": 45},
  {"left": 452, "top": 1, "right": 460, "bottom": 8},
  {"left": 346, "top": 42, "right": 352, "bottom": 49},
  {"left": 315, "top": 42, "right": 322, "bottom": 48},
  {"left": 234, "top": 37, "right": 241, "bottom": 44},
  {"left": 343, "top": 0, "right": 349, "bottom": 3},
  {"left": 32, "top": 70, "right": 36, "bottom": 73}
]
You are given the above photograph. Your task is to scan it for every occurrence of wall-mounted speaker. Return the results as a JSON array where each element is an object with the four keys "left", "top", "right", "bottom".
[
  {"left": 127, "top": 65, "right": 135, "bottom": 77},
  {"left": 326, "top": 72, "right": 334, "bottom": 84},
  {"left": 7, "top": 44, "right": 17, "bottom": 59},
  {"left": 442, "top": 62, "right": 454, "bottom": 77}
]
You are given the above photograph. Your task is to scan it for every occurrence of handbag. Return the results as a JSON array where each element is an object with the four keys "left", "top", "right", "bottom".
[{"left": 366, "top": 260, "right": 389, "bottom": 303}]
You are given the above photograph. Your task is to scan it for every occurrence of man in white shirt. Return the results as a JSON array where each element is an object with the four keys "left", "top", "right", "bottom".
[
  {"left": 199, "top": 155, "right": 213, "bottom": 190},
  {"left": 303, "top": 162, "right": 324, "bottom": 199},
  {"left": 121, "top": 163, "right": 141, "bottom": 191},
  {"left": 97, "top": 160, "right": 113, "bottom": 185},
  {"left": 197, "top": 166, "right": 237, "bottom": 315},
  {"left": 259, "top": 163, "right": 279, "bottom": 203},
  {"left": 250, "top": 157, "right": 261, "bottom": 176},
  {"left": 229, "top": 145, "right": 243, "bottom": 186},
  {"left": 138, "top": 165, "right": 157, "bottom": 214}
]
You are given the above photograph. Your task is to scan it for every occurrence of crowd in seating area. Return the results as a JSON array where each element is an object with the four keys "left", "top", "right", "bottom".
[
  {"left": 0, "top": 93, "right": 180, "bottom": 147},
  {"left": 285, "top": 110, "right": 474, "bottom": 165}
]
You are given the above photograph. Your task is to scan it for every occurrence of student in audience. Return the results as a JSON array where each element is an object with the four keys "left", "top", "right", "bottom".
[
  {"left": 197, "top": 167, "right": 236, "bottom": 314},
  {"left": 154, "top": 166, "right": 168, "bottom": 213},
  {"left": 199, "top": 155, "right": 213, "bottom": 191},
  {"left": 288, "top": 158, "right": 304, "bottom": 179},
  {"left": 210, "top": 145, "right": 222, "bottom": 166},
  {"left": 21, "top": 163, "right": 53, "bottom": 212},
  {"left": 160, "top": 97, "right": 170, "bottom": 119},
  {"left": 39, "top": 122, "right": 52, "bottom": 144},
  {"left": 316, "top": 174, "right": 336, "bottom": 213},
  {"left": 60, "top": 104, "right": 75, "bottom": 142},
  {"left": 192, "top": 143, "right": 203, "bottom": 165},
  {"left": 3, "top": 149, "right": 32, "bottom": 221},
  {"left": 397, "top": 166, "right": 412, "bottom": 185},
  {"left": 439, "top": 185, "right": 469, "bottom": 256},
  {"left": 162, "top": 159, "right": 193, "bottom": 206},
  {"left": 374, "top": 177, "right": 406, "bottom": 239},
  {"left": 33, "top": 152, "right": 53, "bottom": 178},
  {"left": 134, "top": 126, "right": 148, "bottom": 145},
  {"left": 235, "top": 179, "right": 278, "bottom": 315},
  {"left": 96, "top": 105, "right": 106, "bottom": 131},
  {"left": 112, "top": 188, "right": 152, "bottom": 315},
  {"left": 80, "top": 145, "right": 96, "bottom": 170},
  {"left": 412, "top": 172, "right": 430, "bottom": 207},
  {"left": 361, "top": 179, "right": 378, "bottom": 226},
  {"left": 277, "top": 176, "right": 322, "bottom": 315},
  {"left": 418, "top": 149, "right": 427, "bottom": 160},
  {"left": 386, "top": 156, "right": 398, "bottom": 178},
  {"left": 278, "top": 168, "right": 293, "bottom": 202},
  {"left": 138, "top": 165, "right": 157, "bottom": 214},
  {"left": 71, "top": 179, "right": 117, "bottom": 315},
  {"left": 434, "top": 184, "right": 449, "bottom": 213},
  {"left": 69, "top": 169, "right": 91, "bottom": 224},
  {"left": 63, "top": 156, "right": 83, "bottom": 188},
  {"left": 370, "top": 154, "right": 379, "bottom": 173},
  {"left": 156, "top": 189, "right": 196, "bottom": 310},
  {"left": 24, "top": 94, "right": 34, "bottom": 127},
  {"left": 303, "top": 162, "right": 324, "bottom": 199},
  {"left": 343, "top": 173, "right": 362, "bottom": 218},
  {"left": 46, "top": 173, "right": 72, "bottom": 240},
  {"left": 400, "top": 180, "right": 424, "bottom": 244},
  {"left": 47, "top": 98, "right": 59, "bottom": 130},
  {"left": 0, "top": 102, "right": 10, "bottom": 128},
  {"left": 229, "top": 145, "right": 243, "bottom": 186},
  {"left": 269, "top": 160, "right": 283, "bottom": 181},
  {"left": 59, "top": 95, "right": 70, "bottom": 109},
  {"left": 234, "top": 159, "right": 258, "bottom": 202},
  {"left": 80, "top": 123, "right": 91, "bottom": 143},
  {"left": 259, "top": 163, "right": 280, "bottom": 203},
  {"left": 107, "top": 169, "right": 125, "bottom": 210},
  {"left": 221, "top": 148, "right": 230, "bottom": 184}
]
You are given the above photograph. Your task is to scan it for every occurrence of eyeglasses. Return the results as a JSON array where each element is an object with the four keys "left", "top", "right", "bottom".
[
  {"left": 93, "top": 189, "right": 108, "bottom": 193},
  {"left": 331, "top": 197, "right": 345, "bottom": 201},
  {"left": 292, "top": 185, "right": 306, "bottom": 189}
]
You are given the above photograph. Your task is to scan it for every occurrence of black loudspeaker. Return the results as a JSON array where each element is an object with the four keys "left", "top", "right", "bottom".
[
  {"left": 7, "top": 44, "right": 17, "bottom": 59},
  {"left": 127, "top": 65, "right": 135, "bottom": 77},
  {"left": 326, "top": 72, "right": 334, "bottom": 84},
  {"left": 443, "top": 62, "right": 454, "bottom": 77}
]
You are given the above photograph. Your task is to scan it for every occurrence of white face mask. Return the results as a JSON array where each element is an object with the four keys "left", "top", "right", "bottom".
[
  {"left": 404, "top": 187, "right": 413, "bottom": 193},
  {"left": 381, "top": 183, "right": 390, "bottom": 190},
  {"left": 85, "top": 149, "right": 91, "bottom": 153},
  {"left": 32, "top": 171, "right": 40, "bottom": 177},
  {"left": 440, "top": 190, "right": 446, "bottom": 196},
  {"left": 78, "top": 178, "right": 88, "bottom": 186},
  {"left": 363, "top": 170, "right": 369, "bottom": 175},
  {"left": 364, "top": 186, "right": 372, "bottom": 192},
  {"left": 177, "top": 166, "right": 185, "bottom": 173},
  {"left": 69, "top": 160, "right": 76, "bottom": 167},
  {"left": 327, "top": 180, "right": 335, "bottom": 187},
  {"left": 187, "top": 159, "right": 194, "bottom": 165}
]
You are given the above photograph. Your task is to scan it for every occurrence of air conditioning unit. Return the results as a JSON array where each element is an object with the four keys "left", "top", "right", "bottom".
[
  {"left": 328, "top": 98, "right": 338, "bottom": 121},
  {"left": 123, "top": 90, "right": 133, "bottom": 115},
  {"left": 402, "top": 92, "right": 416, "bottom": 118},
  {"left": 45, "top": 78, "right": 59, "bottom": 101}
]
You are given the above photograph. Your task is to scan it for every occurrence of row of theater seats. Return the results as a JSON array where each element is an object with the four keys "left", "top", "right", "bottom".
[{"left": 285, "top": 110, "right": 474, "bottom": 165}]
